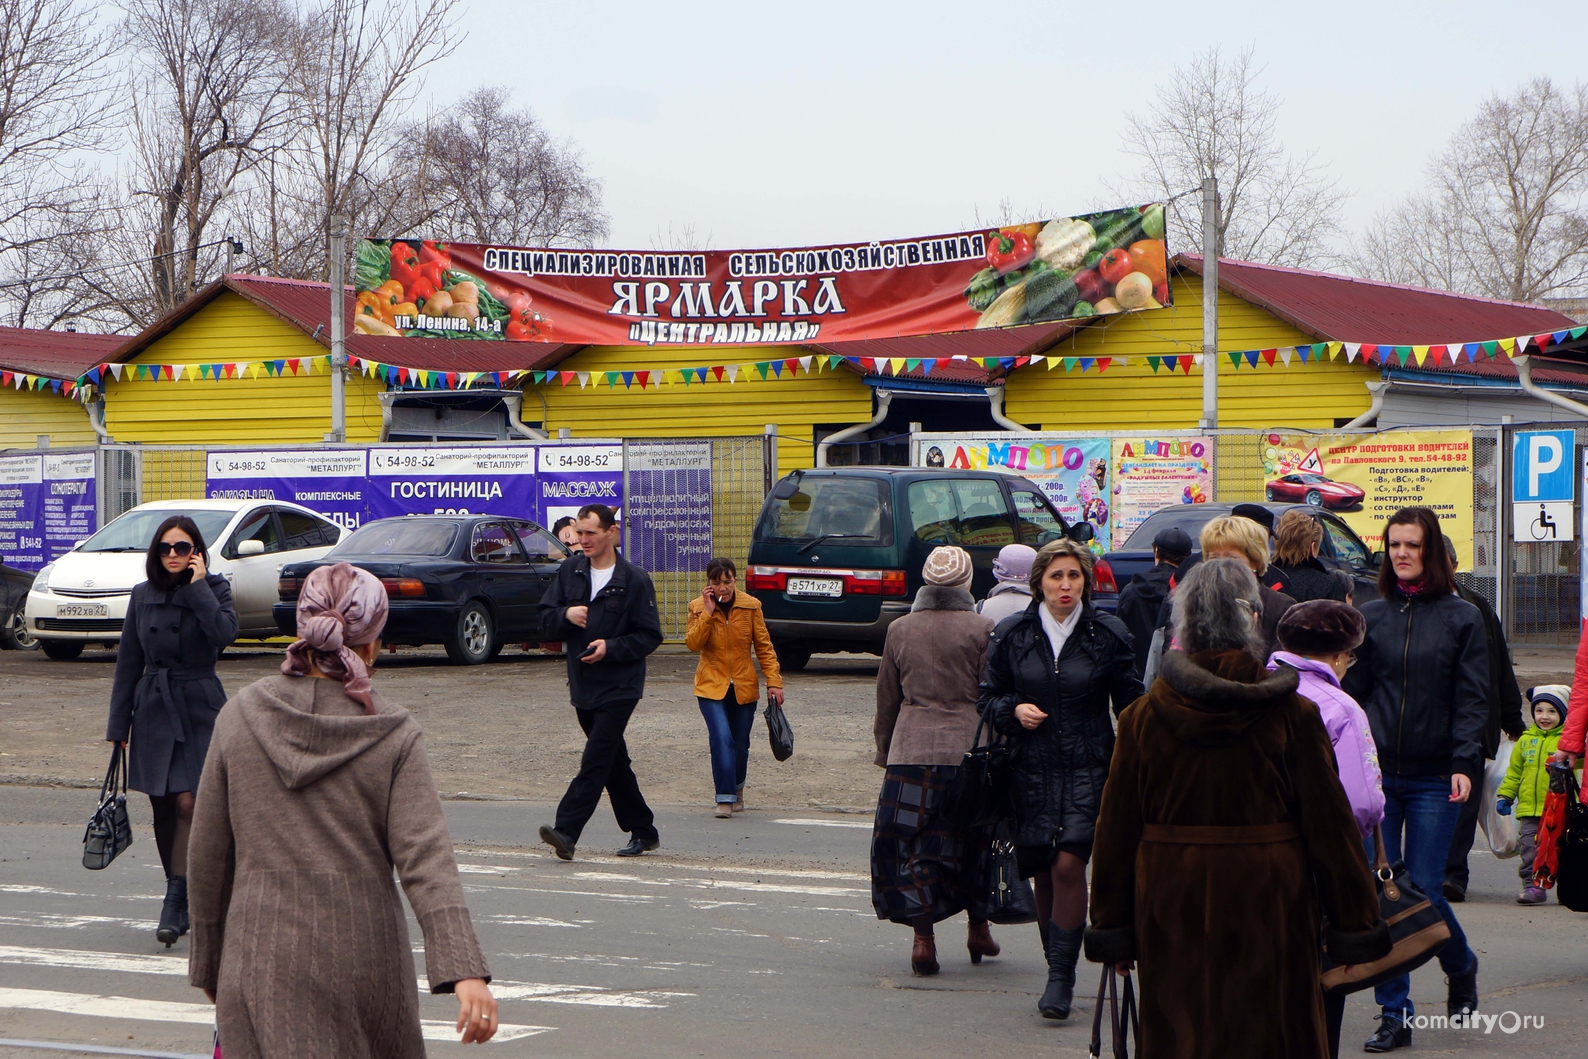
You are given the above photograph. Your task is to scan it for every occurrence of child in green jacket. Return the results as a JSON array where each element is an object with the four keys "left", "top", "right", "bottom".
[{"left": 1497, "top": 685, "right": 1568, "bottom": 904}]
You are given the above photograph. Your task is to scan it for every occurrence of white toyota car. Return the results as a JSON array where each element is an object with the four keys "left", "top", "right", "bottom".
[{"left": 26, "top": 499, "right": 345, "bottom": 660}]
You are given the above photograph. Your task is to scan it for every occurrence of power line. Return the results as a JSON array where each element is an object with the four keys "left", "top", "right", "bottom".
[{"left": 0, "top": 237, "right": 244, "bottom": 290}]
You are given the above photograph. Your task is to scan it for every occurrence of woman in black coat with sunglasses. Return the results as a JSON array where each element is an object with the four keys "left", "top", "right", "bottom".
[{"left": 105, "top": 515, "right": 238, "bottom": 947}]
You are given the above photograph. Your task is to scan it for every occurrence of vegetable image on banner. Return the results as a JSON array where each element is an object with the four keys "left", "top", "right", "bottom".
[
  {"left": 1261, "top": 431, "right": 1474, "bottom": 557},
  {"left": 1110, "top": 437, "right": 1213, "bottom": 549},
  {"left": 914, "top": 434, "right": 1110, "bottom": 550},
  {"left": 352, "top": 203, "right": 1168, "bottom": 345}
]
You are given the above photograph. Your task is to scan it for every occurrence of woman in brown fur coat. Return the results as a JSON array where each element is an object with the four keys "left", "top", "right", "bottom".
[
  {"left": 187, "top": 563, "right": 497, "bottom": 1057},
  {"left": 1085, "top": 559, "right": 1389, "bottom": 1058}
]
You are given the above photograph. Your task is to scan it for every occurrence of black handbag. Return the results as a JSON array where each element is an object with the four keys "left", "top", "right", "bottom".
[
  {"left": 974, "top": 825, "right": 1038, "bottom": 925},
  {"left": 83, "top": 744, "right": 133, "bottom": 870},
  {"left": 944, "top": 708, "right": 1015, "bottom": 829},
  {"left": 1088, "top": 966, "right": 1140, "bottom": 1059},
  {"left": 764, "top": 697, "right": 794, "bottom": 761},
  {"left": 1550, "top": 764, "right": 1588, "bottom": 913},
  {"left": 1320, "top": 825, "right": 1451, "bottom": 994}
]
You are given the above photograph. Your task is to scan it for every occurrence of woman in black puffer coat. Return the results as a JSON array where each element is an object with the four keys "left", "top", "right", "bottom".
[{"left": 979, "top": 539, "right": 1143, "bottom": 1021}]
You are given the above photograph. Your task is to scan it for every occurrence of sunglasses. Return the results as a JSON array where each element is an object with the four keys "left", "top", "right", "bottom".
[{"left": 157, "top": 541, "right": 195, "bottom": 557}]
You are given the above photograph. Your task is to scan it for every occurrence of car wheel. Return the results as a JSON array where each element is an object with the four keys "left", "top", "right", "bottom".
[
  {"left": 41, "top": 640, "right": 84, "bottom": 661},
  {"left": 0, "top": 603, "right": 35, "bottom": 650},
  {"left": 1265, "top": 486, "right": 1276, "bottom": 501},
  {"left": 1305, "top": 490, "right": 1323, "bottom": 507},
  {"left": 445, "top": 601, "right": 494, "bottom": 665},
  {"left": 775, "top": 642, "right": 812, "bottom": 672}
]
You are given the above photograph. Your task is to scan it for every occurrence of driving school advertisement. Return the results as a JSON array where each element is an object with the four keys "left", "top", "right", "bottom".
[
  {"left": 1262, "top": 431, "right": 1474, "bottom": 558},
  {"left": 914, "top": 433, "right": 1111, "bottom": 550},
  {"left": 352, "top": 202, "right": 1169, "bottom": 345},
  {"left": 1110, "top": 437, "right": 1213, "bottom": 549}
]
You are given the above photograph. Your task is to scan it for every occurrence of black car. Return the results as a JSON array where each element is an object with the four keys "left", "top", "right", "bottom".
[
  {"left": 1095, "top": 501, "right": 1381, "bottom": 611},
  {"left": 275, "top": 515, "right": 571, "bottom": 665},
  {"left": 0, "top": 562, "right": 37, "bottom": 650}
]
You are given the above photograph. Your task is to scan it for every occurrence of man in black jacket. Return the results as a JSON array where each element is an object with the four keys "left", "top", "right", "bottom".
[
  {"left": 1441, "top": 537, "right": 1526, "bottom": 902},
  {"left": 1116, "top": 526, "right": 1190, "bottom": 678},
  {"left": 537, "top": 504, "right": 664, "bottom": 861}
]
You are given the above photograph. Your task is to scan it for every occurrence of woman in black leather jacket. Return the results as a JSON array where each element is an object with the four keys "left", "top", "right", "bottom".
[
  {"left": 978, "top": 539, "right": 1143, "bottom": 1021},
  {"left": 1342, "top": 506, "right": 1486, "bottom": 1053}
]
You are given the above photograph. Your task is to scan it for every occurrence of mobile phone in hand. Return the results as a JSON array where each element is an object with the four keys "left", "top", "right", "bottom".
[{"left": 580, "top": 644, "right": 600, "bottom": 659}]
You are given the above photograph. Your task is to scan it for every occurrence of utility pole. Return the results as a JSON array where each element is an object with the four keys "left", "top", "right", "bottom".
[
  {"left": 1199, "top": 177, "right": 1219, "bottom": 429},
  {"left": 327, "top": 215, "right": 349, "bottom": 443}
]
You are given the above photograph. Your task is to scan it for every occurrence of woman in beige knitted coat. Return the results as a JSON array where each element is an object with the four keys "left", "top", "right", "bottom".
[{"left": 187, "top": 563, "right": 497, "bottom": 1057}]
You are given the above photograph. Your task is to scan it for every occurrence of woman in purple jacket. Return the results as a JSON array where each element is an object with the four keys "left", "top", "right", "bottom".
[{"left": 1267, "top": 599, "right": 1385, "bottom": 1059}]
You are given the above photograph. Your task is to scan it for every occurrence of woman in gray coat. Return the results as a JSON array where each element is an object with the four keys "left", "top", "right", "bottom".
[
  {"left": 188, "top": 562, "right": 496, "bottom": 1057},
  {"left": 105, "top": 515, "right": 237, "bottom": 947},
  {"left": 871, "top": 546, "right": 998, "bottom": 976}
]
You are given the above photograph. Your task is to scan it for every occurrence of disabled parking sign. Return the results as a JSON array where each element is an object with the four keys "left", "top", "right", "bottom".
[{"left": 1512, "top": 430, "right": 1576, "bottom": 542}]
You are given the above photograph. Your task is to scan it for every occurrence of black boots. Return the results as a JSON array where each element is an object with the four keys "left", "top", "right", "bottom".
[
  {"left": 1039, "top": 926, "right": 1084, "bottom": 1019},
  {"left": 1447, "top": 955, "right": 1479, "bottom": 1020},
  {"left": 156, "top": 875, "right": 188, "bottom": 948},
  {"left": 1363, "top": 1015, "right": 1411, "bottom": 1052}
]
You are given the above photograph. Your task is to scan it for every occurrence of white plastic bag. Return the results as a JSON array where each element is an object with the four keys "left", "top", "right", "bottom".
[{"left": 1479, "top": 736, "right": 1521, "bottom": 859}]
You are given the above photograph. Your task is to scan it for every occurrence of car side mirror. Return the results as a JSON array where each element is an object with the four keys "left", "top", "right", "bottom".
[
  {"left": 237, "top": 539, "right": 266, "bottom": 557},
  {"left": 1370, "top": 550, "right": 1384, "bottom": 567},
  {"left": 1068, "top": 522, "right": 1095, "bottom": 543},
  {"left": 771, "top": 477, "right": 801, "bottom": 500}
]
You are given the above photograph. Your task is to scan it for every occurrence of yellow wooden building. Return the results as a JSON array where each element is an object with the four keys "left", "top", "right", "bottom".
[
  {"left": 0, "top": 328, "right": 122, "bottom": 451},
  {"left": 79, "top": 258, "right": 1583, "bottom": 473}
]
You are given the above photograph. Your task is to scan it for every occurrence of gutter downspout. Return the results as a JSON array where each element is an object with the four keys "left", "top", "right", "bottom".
[
  {"left": 501, "top": 391, "right": 548, "bottom": 439},
  {"left": 986, "top": 386, "right": 1033, "bottom": 433},
  {"left": 817, "top": 389, "right": 892, "bottom": 467},
  {"left": 87, "top": 396, "right": 112, "bottom": 443},
  {"left": 1515, "top": 355, "right": 1588, "bottom": 419},
  {"left": 1343, "top": 380, "right": 1387, "bottom": 429}
]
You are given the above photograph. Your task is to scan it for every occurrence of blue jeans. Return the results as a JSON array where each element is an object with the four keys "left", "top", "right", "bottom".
[
  {"left": 1373, "top": 773, "right": 1477, "bottom": 1022},
  {"left": 699, "top": 691, "right": 756, "bottom": 803}
]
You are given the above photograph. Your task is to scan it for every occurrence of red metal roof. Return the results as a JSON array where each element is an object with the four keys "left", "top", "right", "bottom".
[
  {"left": 1176, "top": 254, "right": 1577, "bottom": 344},
  {"left": 110, "top": 275, "right": 580, "bottom": 373},
  {"left": 1394, "top": 354, "right": 1588, "bottom": 388},
  {"left": 0, "top": 327, "right": 124, "bottom": 379}
]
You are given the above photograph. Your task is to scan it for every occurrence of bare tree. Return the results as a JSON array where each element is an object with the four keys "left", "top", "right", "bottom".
[
  {"left": 1353, "top": 79, "right": 1588, "bottom": 301},
  {"left": 118, "top": 0, "right": 300, "bottom": 317},
  {"left": 255, "top": 0, "right": 462, "bottom": 281},
  {"left": 0, "top": 0, "right": 118, "bottom": 328},
  {"left": 404, "top": 86, "right": 606, "bottom": 247},
  {"left": 1111, "top": 46, "right": 1347, "bottom": 267}
]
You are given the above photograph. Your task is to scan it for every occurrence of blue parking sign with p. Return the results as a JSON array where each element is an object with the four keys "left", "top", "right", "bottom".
[{"left": 1513, "top": 430, "right": 1576, "bottom": 502}]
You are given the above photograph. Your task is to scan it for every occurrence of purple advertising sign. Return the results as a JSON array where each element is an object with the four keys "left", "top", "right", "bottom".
[
  {"left": 623, "top": 441, "right": 713, "bottom": 573},
  {"left": 367, "top": 446, "right": 540, "bottom": 521},
  {"left": 0, "top": 452, "right": 98, "bottom": 571},
  {"left": 41, "top": 452, "right": 96, "bottom": 562},
  {"left": 537, "top": 445, "right": 623, "bottom": 529},
  {"left": 206, "top": 449, "right": 369, "bottom": 532}
]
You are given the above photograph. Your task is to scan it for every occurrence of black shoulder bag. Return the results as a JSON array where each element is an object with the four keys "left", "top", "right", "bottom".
[
  {"left": 1088, "top": 965, "right": 1140, "bottom": 1058},
  {"left": 83, "top": 744, "right": 133, "bottom": 870},
  {"left": 944, "top": 706, "right": 1014, "bottom": 830}
]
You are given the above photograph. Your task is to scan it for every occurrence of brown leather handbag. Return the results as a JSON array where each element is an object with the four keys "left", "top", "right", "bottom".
[{"left": 1320, "top": 825, "right": 1451, "bottom": 994}]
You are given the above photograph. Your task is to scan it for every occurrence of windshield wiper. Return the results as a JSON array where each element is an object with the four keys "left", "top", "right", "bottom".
[
  {"left": 89, "top": 546, "right": 143, "bottom": 552},
  {"left": 797, "top": 533, "right": 869, "bottom": 554}
]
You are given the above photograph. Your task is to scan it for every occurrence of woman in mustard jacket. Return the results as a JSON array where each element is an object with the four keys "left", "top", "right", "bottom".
[{"left": 685, "top": 557, "right": 782, "bottom": 818}]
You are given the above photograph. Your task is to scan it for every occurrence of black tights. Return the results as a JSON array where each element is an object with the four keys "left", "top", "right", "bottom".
[
  {"left": 149, "top": 792, "right": 195, "bottom": 879},
  {"left": 1033, "top": 850, "right": 1088, "bottom": 931}
]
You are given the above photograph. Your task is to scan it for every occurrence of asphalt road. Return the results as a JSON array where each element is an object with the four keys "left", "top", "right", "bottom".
[{"left": 0, "top": 786, "right": 1583, "bottom": 1058}]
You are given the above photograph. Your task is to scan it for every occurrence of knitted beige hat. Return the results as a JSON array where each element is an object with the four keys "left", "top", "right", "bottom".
[{"left": 922, "top": 546, "right": 973, "bottom": 588}]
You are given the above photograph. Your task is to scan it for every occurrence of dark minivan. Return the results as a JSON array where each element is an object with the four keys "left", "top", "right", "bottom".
[{"left": 747, "top": 468, "right": 1097, "bottom": 670}]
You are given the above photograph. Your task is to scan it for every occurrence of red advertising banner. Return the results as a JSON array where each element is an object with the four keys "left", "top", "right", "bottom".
[{"left": 352, "top": 203, "right": 1168, "bottom": 345}]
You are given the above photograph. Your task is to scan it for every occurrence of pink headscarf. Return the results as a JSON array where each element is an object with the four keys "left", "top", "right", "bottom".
[{"left": 281, "top": 562, "right": 389, "bottom": 714}]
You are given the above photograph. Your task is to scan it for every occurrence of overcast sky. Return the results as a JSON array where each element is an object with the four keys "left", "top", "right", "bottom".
[{"left": 426, "top": 0, "right": 1588, "bottom": 253}]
